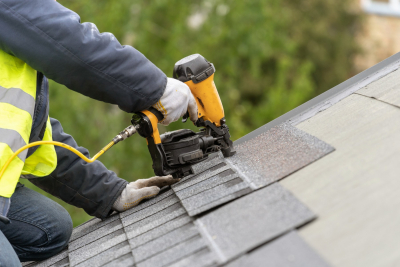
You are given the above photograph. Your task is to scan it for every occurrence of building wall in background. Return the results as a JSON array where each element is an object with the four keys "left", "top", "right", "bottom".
[{"left": 356, "top": 0, "right": 400, "bottom": 71}]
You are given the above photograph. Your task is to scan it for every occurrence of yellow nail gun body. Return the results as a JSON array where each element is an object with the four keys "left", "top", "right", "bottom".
[{"left": 132, "top": 54, "right": 235, "bottom": 178}]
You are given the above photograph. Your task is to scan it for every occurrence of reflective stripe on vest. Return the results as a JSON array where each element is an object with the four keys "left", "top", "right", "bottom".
[{"left": 0, "top": 50, "right": 57, "bottom": 198}]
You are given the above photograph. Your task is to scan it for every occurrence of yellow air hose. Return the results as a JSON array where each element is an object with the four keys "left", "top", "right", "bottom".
[{"left": 0, "top": 125, "right": 137, "bottom": 181}]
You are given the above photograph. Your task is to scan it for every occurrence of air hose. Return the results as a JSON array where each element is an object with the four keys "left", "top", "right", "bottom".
[{"left": 0, "top": 125, "right": 137, "bottom": 181}]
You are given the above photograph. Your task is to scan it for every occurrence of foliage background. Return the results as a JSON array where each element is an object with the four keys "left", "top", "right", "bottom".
[{"left": 21, "top": 0, "right": 361, "bottom": 226}]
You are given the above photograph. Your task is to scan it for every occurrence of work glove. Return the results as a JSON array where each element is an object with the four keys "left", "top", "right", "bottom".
[
  {"left": 0, "top": 196, "right": 11, "bottom": 224},
  {"left": 153, "top": 78, "right": 198, "bottom": 126},
  {"left": 112, "top": 175, "right": 179, "bottom": 212}
]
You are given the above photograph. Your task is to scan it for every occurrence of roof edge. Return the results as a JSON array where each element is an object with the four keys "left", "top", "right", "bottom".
[{"left": 235, "top": 52, "right": 400, "bottom": 145}]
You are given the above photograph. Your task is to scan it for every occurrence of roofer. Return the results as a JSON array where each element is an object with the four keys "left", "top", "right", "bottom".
[{"left": 0, "top": 0, "right": 198, "bottom": 265}]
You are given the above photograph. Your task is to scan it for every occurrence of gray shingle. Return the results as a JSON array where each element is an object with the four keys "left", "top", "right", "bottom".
[
  {"left": 69, "top": 217, "right": 123, "bottom": 251},
  {"left": 123, "top": 202, "right": 187, "bottom": 239},
  {"left": 120, "top": 194, "right": 180, "bottom": 228},
  {"left": 129, "top": 214, "right": 193, "bottom": 249},
  {"left": 132, "top": 223, "right": 199, "bottom": 263},
  {"left": 172, "top": 162, "right": 229, "bottom": 192},
  {"left": 174, "top": 170, "right": 237, "bottom": 199},
  {"left": 101, "top": 252, "right": 135, "bottom": 267},
  {"left": 119, "top": 187, "right": 175, "bottom": 219},
  {"left": 227, "top": 122, "right": 334, "bottom": 188},
  {"left": 181, "top": 178, "right": 252, "bottom": 216},
  {"left": 69, "top": 228, "right": 127, "bottom": 266},
  {"left": 70, "top": 215, "right": 118, "bottom": 242},
  {"left": 23, "top": 248, "right": 68, "bottom": 267},
  {"left": 197, "top": 183, "right": 315, "bottom": 261},
  {"left": 49, "top": 257, "right": 69, "bottom": 267},
  {"left": 186, "top": 187, "right": 252, "bottom": 216},
  {"left": 224, "top": 231, "right": 330, "bottom": 267},
  {"left": 74, "top": 240, "right": 131, "bottom": 267},
  {"left": 190, "top": 153, "right": 226, "bottom": 175},
  {"left": 136, "top": 235, "right": 207, "bottom": 267},
  {"left": 167, "top": 248, "right": 218, "bottom": 267}
]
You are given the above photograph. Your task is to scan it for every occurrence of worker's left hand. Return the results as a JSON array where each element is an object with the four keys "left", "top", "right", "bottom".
[{"left": 112, "top": 175, "right": 179, "bottom": 212}]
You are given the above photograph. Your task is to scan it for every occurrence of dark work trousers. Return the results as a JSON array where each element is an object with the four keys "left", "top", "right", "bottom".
[{"left": 0, "top": 184, "right": 72, "bottom": 266}]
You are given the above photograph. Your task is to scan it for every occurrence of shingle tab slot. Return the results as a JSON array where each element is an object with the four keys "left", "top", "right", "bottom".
[
  {"left": 172, "top": 162, "right": 229, "bottom": 192},
  {"left": 68, "top": 228, "right": 127, "bottom": 266},
  {"left": 128, "top": 214, "right": 193, "bottom": 248},
  {"left": 69, "top": 218, "right": 123, "bottom": 252},
  {"left": 123, "top": 202, "right": 187, "bottom": 239},
  {"left": 181, "top": 179, "right": 251, "bottom": 215},
  {"left": 132, "top": 223, "right": 199, "bottom": 263},
  {"left": 188, "top": 187, "right": 252, "bottom": 217},
  {"left": 175, "top": 172, "right": 238, "bottom": 200},
  {"left": 75, "top": 241, "right": 132, "bottom": 267},
  {"left": 70, "top": 215, "right": 118, "bottom": 242},
  {"left": 136, "top": 235, "right": 208, "bottom": 267},
  {"left": 119, "top": 188, "right": 175, "bottom": 219},
  {"left": 120, "top": 194, "right": 180, "bottom": 227}
]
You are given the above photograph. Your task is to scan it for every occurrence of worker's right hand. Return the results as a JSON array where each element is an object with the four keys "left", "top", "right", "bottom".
[
  {"left": 152, "top": 78, "right": 198, "bottom": 126},
  {"left": 112, "top": 175, "right": 179, "bottom": 212},
  {"left": 0, "top": 196, "right": 11, "bottom": 224}
]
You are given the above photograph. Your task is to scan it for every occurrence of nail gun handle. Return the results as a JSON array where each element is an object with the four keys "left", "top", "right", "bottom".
[{"left": 132, "top": 107, "right": 163, "bottom": 145}]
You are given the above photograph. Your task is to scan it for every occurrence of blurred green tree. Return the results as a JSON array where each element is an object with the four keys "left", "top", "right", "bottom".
[{"left": 21, "top": 0, "right": 361, "bottom": 226}]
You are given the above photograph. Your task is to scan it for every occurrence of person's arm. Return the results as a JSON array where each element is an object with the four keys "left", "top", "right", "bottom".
[
  {"left": 29, "top": 118, "right": 128, "bottom": 219},
  {"left": 0, "top": 0, "right": 166, "bottom": 113}
]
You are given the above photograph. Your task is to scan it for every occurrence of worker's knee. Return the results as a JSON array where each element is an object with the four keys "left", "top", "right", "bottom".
[
  {"left": 39, "top": 205, "right": 73, "bottom": 255},
  {"left": 9, "top": 202, "right": 73, "bottom": 261}
]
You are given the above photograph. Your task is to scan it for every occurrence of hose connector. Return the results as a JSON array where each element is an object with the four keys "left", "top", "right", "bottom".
[{"left": 112, "top": 125, "right": 137, "bottom": 144}]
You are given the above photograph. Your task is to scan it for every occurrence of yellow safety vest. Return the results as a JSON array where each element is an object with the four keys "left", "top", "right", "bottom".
[{"left": 0, "top": 49, "right": 57, "bottom": 198}]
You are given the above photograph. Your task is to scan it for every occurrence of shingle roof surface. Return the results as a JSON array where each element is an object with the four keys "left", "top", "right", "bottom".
[{"left": 24, "top": 121, "right": 334, "bottom": 267}]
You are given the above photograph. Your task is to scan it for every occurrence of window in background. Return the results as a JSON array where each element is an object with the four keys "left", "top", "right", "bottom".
[{"left": 362, "top": 0, "right": 400, "bottom": 16}]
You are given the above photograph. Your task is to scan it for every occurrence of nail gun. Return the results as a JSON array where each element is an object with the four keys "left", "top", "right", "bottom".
[{"left": 131, "top": 54, "right": 236, "bottom": 178}]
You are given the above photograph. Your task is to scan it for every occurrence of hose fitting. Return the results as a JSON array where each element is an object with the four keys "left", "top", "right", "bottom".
[{"left": 112, "top": 125, "right": 137, "bottom": 144}]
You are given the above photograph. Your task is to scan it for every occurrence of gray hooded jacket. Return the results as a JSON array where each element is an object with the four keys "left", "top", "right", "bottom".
[{"left": 0, "top": 0, "right": 167, "bottom": 218}]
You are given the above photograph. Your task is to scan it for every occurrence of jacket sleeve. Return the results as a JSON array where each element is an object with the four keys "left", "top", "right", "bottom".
[
  {"left": 29, "top": 118, "right": 128, "bottom": 219},
  {"left": 0, "top": 0, "right": 167, "bottom": 113}
]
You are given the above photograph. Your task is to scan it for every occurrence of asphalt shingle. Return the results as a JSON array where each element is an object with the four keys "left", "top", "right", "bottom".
[
  {"left": 227, "top": 122, "right": 334, "bottom": 188},
  {"left": 24, "top": 123, "right": 333, "bottom": 267},
  {"left": 101, "top": 253, "right": 135, "bottom": 267},
  {"left": 167, "top": 247, "right": 218, "bottom": 267},
  {"left": 224, "top": 231, "right": 330, "bottom": 267},
  {"left": 122, "top": 202, "right": 187, "bottom": 239},
  {"left": 128, "top": 214, "right": 193, "bottom": 249},
  {"left": 69, "top": 228, "right": 127, "bottom": 266},
  {"left": 23, "top": 248, "right": 69, "bottom": 267},
  {"left": 69, "top": 215, "right": 118, "bottom": 242},
  {"left": 120, "top": 194, "right": 181, "bottom": 228},
  {"left": 132, "top": 223, "right": 199, "bottom": 263},
  {"left": 136, "top": 235, "right": 208, "bottom": 267},
  {"left": 68, "top": 217, "right": 123, "bottom": 251},
  {"left": 197, "top": 183, "right": 315, "bottom": 261},
  {"left": 75, "top": 241, "right": 132, "bottom": 267},
  {"left": 181, "top": 178, "right": 252, "bottom": 216}
]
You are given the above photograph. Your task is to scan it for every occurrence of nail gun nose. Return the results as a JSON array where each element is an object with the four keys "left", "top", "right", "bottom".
[{"left": 198, "top": 135, "right": 217, "bottom": 150}]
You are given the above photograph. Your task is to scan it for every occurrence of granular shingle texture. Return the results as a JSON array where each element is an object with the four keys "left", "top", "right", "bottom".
[
  {"left": 25, "top": 122, "right": 333, "bottom": 267},
  {"left": 197, "top": 183, "right": 315, "bottom": 261},
  {"left": 227, "top": 122, "right": 334, "bottom": 188},
  {"left": 225, "top": 231, "right": 330, "bottom": 267}
]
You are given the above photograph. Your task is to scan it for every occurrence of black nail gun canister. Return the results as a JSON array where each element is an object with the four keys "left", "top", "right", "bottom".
[{"left": 131, "top": 54, "right": 236, "bottom": 178}]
